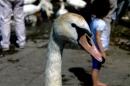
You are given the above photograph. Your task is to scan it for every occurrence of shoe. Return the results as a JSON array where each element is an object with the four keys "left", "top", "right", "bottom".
[
  {"left": 0, "top": 44, "right": 9, "bottom": 51},
  {"left": 10, "top": 34, "right": 25, "bottom": 49},
  {"left": 11, "top": 41, "right": 24, "bottom": 49},
  {"left": 0, "top": 49, "right": 4, "bottom": 58},
  {"left": 14, "top": 43, "right": 25, "bottom": 49},
  {"left": 19, "top": 46, "right": 24, "bottom": 49},
  {"left": 2, "top": 48, "right": 9, "bottom": 51},
  {"left": 121, "top": 16, "right": 129, "bottom": 20}
]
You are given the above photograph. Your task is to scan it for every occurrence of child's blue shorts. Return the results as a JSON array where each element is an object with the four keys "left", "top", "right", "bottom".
[{"left": 92, "top": 56, "right": 101, "bottom": 70}]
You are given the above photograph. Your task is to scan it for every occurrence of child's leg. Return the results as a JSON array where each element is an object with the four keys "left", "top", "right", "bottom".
[
  {"left": 92, "top": 57, "right": 107, "bottom": 86},
  {"left": 97, "top": 80, "right": 107, "bottom": 86},
  {"left": 92, "top": 69, "right": 99, "bottom": 86},
  {"left": 92, "top": 69, "right": 107, "bottom": 86}
]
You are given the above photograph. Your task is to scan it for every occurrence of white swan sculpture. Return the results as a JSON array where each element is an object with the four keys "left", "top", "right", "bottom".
[{"left": 44, "top": 13, "right": 103, "bottom": 86}]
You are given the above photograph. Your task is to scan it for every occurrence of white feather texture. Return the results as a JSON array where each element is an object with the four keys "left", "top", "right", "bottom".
[
  {"left": 66, "top": 0, "right": 87, "bottom": 9},
  {"left": 44, "top": 13, "right": 91, "bottom": 86},
  {"left": 41, "top": 0, "right": 54, "bottom": 17},
  {"left": 56, "top": 1, "right": 68, "bottom": 17},
  {"left": 24, "top": 0, "right": 36, "bottom": 4},
  {"left": 23, "top": 1, "right": 50, "bottom": 17},
  {"left": 41, "top": 0, "right": 54, "bottom": 15}
]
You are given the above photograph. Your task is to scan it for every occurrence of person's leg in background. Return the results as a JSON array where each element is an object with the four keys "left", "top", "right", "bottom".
[
  {"left": 103, "top": 0, "right": 117, "bottom": 36},
  {"left": 13, "top": 0, "right": 26, "bottom": 48},
  {"left": 128, "top": 0, "right": 130, "bottom": 18},
  {"left": 0, "top": 0, "right": 12, "bottom": 51},
  {"left": 121, "top": 0, "right": 130, "bottom": 21},
  {"left": 128, "top": 0, "right": 130, "bottom": 9}
]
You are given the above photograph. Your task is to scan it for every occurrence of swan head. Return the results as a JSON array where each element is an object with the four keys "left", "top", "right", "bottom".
[
  {"left": 53, "top": 13, "right": 104, "bottom": 62},
  {"left": 40, "top": 1, "right": 52, "bottom": 20}
]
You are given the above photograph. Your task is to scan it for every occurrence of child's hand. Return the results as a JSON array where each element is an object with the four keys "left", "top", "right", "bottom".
[
  {"left": 101, "top": 52, "right": 106, "bottom": 59},
  {"left": 100, "top": 56, "right": 105, "bottom": 64},
  {"left": 100, "top": 52, "right": 106, "bottom": 64}
]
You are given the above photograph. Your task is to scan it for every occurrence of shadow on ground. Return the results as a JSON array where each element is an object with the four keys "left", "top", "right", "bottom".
[{"left": 69, "top": 67, "right": 92, "bottom": 86}]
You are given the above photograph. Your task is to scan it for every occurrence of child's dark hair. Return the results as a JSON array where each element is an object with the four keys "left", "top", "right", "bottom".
[{"left": 91, "top": 0, "right": 110, "bottom": 18}]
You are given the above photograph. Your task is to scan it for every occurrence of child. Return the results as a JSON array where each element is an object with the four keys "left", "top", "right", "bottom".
[{"left": 90, "top": 0, "right": 110, "bottom": 86}]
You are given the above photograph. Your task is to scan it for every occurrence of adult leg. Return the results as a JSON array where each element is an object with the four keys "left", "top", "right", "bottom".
[
  {"left": 120, "top": 0, "right": 130, "bottom": 21},
  {"left": 0, "top": 0, "right": 12, "bottom": 50},
  {"left": 103, "top": 0, "right": 117, "bottom": 36},
  {"left": 13, "top": 0, "right": 26, "bottom": 47}
]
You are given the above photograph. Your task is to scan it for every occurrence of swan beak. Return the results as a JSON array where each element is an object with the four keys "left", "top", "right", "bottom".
[{"left": 78, "top": 33, "right": 103, "bottom": 62}]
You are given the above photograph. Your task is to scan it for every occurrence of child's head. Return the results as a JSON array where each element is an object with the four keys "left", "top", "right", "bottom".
[{"left": 91, "top": 0, "right": 110, "bottom": 18}]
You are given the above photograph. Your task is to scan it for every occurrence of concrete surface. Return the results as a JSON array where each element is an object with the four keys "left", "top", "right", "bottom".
[{"left": 0, "top": 39, "right": 130, "bottom": 86}]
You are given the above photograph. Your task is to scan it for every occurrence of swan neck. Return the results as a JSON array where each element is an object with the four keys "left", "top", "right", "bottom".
[
  {"left": 45, "top": 5, "right": 51, "bottom": 17},
  {"left": 44, "top": 27, "right": 63, "bottom": 86},
  {"left": 37, "top": 2, "right": 44, "bottom": 11},
  {"left": 47, "top": 29, "right": 64, "bottom": 55},
  {"left": 61, "top": 2, "right": 65, "bottom": 9},
  {"left": 41, "top": 1, "right": 51, "bottom": 17}
]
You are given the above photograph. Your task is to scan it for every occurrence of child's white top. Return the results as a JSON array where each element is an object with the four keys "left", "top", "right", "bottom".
[{"left": 90, "top": 18, "right": 109, "bottom": 51}]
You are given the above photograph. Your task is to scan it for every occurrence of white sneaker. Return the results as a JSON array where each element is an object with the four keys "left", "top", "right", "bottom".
[
  {"left": 19, "top": 46, "right": 24, "bottom": 49},
  {"left": 121, "top": 16, "right": 129, "bottom": 20},
  {"left": 3, "top": 48, "right": 9, "bottom": 51}
]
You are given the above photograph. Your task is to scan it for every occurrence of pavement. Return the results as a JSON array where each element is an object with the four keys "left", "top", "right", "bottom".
[
  {"left": 0, "top": 39, "right": 130, "bottom": 86},
  {"left": 0, "top": 17, "right": 130, "bottom": 86}
]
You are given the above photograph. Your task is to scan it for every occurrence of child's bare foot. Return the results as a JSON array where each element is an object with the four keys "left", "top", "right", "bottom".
[{"left": 97, "top": 81, "right": 107, "bottom": 86}]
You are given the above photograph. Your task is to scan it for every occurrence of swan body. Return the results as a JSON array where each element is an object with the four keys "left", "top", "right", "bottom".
[
  {"left": 40, "top": 0, "right": 54, "bottom": 19},
  {"left": 44, "top": 13, "right": 103, "bottom": 86},
  {"left": 66, "top": 0, "right": 87, "bottom": 9},
  {"left": 25, "top": 14, "right": 37, "bottom": 27},
  {"left": 41, "top": 0, "right": 54, "bottom": 14},
  {"left": 24, "top": 1, "right": 47, "bottom": 17},
  {"left": 23, "top": 2, "right": 43, "bottom": 26},
  {"left": 24, "top": 0, "right": 36, "bottom": 4},
  {"left": 56, "top": 1, "right": 68, "bottom": 17}
]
